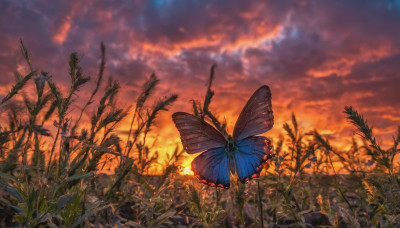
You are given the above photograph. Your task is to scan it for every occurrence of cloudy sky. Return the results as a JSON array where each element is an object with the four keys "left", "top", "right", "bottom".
[{"left": 1, "top": 0, "right": 400, "bottom": 168}]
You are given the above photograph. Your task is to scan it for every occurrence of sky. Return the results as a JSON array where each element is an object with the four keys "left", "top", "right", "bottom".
[{"left": 1, "top": 0, "right": 400, "bottom": 171}]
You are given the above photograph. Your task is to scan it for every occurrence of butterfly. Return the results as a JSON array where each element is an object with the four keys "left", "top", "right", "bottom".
[{"left": 172, "top": 85, "right": 274, "bottom": 188}]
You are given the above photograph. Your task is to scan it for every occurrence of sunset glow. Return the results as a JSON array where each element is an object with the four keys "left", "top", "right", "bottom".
[
  {"left": 180, "top": 166, "right": 194, "bottom": 176},
  {"left": 1, "top": 1, "right": 399, "bottom": 173}
]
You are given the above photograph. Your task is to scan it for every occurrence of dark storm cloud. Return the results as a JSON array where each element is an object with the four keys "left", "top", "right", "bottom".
[{"left": 0, "top": 0, "right": 399, "bottom": 146}]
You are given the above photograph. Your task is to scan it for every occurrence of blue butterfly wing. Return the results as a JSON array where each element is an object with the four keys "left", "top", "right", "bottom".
[
  {"left": 234, "top": 136, "right": 273, "bottom": 183},
  {"left": 172, "top": 112, "right": 226, "bottom": 154},
  {"left": 233, "top": 85, "right": 274, "bottom": 141},
  {"left": 192, "top": 147, "right": 230, "bottom": 188}
]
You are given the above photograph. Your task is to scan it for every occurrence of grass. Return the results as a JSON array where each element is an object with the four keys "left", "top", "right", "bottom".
[{"left": 0, "top": 41, "right": 399, "bottom": 227}]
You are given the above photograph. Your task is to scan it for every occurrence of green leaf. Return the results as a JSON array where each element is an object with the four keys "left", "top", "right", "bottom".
[
  {"left": 0, "top": 172, "right": 16, "bottom": 181},
  {"left": 6, "top": 185, "right": 23, "bottom": 202},
  {"left": 72, "top": 204, "right": 110, "bottom": 227},
  {"left": 10, "top": 205, "right": 22, "bottom": 213},
  {"left": 56, "top": 194, "right": 77, "bottom": 212},
  {"left": 67, "top": 173, "right": 93, "bottom": 182}
]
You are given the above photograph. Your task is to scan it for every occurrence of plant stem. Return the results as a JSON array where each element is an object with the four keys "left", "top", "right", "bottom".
[
  {"left": 257, "top": 180, "right": 264, "bottom": 228},
  {"left": 215, "top": 187, "right": 219, "bottom": 207},
  {"left": 124, "top": 107, "right": 138, "bottom": 157},
  {"left": 327, "top": 150, "right": 355, "bottom": 214},
  {"left": 46, "top": 124, "right": 60, "bottom": 176}
]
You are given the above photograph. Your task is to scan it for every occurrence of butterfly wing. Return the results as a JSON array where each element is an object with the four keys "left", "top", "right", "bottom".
[
  {"left": 172, "top": 112, "right": 226, "bottom": 154},
  {"left": 192, "top": 147, "right": 230, "bottom": 188},
  {"left": 232, "top": 85, "right": 274, "bottom": 141},
  {"left": 234, "top": 136, "right": 273, "bottom": 183}
]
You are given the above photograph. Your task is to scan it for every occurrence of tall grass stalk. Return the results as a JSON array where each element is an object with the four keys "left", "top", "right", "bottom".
[
  {"left": 124, "top": 73, "right": 159, "bottom": 158},
  {"left": 314, "top": 130, "right": 356, "bottom": 215},
  {"left": 2, "top": 41, "right": 400, "bottom": 227}
]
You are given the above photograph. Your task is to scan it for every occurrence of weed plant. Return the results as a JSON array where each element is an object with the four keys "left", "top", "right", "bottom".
[{"left": 0, "top": 42, "right": 399, "bottom": 227}]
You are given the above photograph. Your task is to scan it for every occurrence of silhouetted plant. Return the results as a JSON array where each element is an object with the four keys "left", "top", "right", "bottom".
[{"left": 1, "top": 41, "right": 400, "bottom": 227}]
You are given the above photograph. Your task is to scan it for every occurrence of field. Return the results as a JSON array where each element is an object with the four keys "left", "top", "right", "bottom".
[{"left": 0, "top": 42, "right": 399, "bottom": 227}]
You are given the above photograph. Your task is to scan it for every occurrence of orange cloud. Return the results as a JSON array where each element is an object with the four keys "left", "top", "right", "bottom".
[
  {"left": 1, "top": 0, "right": 400, "bottom": 174},
  {"left": 53, "top": 16, "right": 72, "bottom": 44}
]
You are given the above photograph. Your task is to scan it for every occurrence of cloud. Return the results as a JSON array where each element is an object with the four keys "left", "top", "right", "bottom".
[{"left": 0, "top": 0, "right": 399, "bottom": 162}]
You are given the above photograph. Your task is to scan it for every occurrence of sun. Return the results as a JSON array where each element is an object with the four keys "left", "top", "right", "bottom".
[{"left": 180, "top": 166, "right": 193, "bottom": 175}]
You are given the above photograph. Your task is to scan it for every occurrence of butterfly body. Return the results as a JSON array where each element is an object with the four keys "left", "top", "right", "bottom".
[
  {"left": 173, "top": 85, "right": 274, "bottom": 188},
  {"left": 224, "top": 137, "right": 238, "bottom": 175}
]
